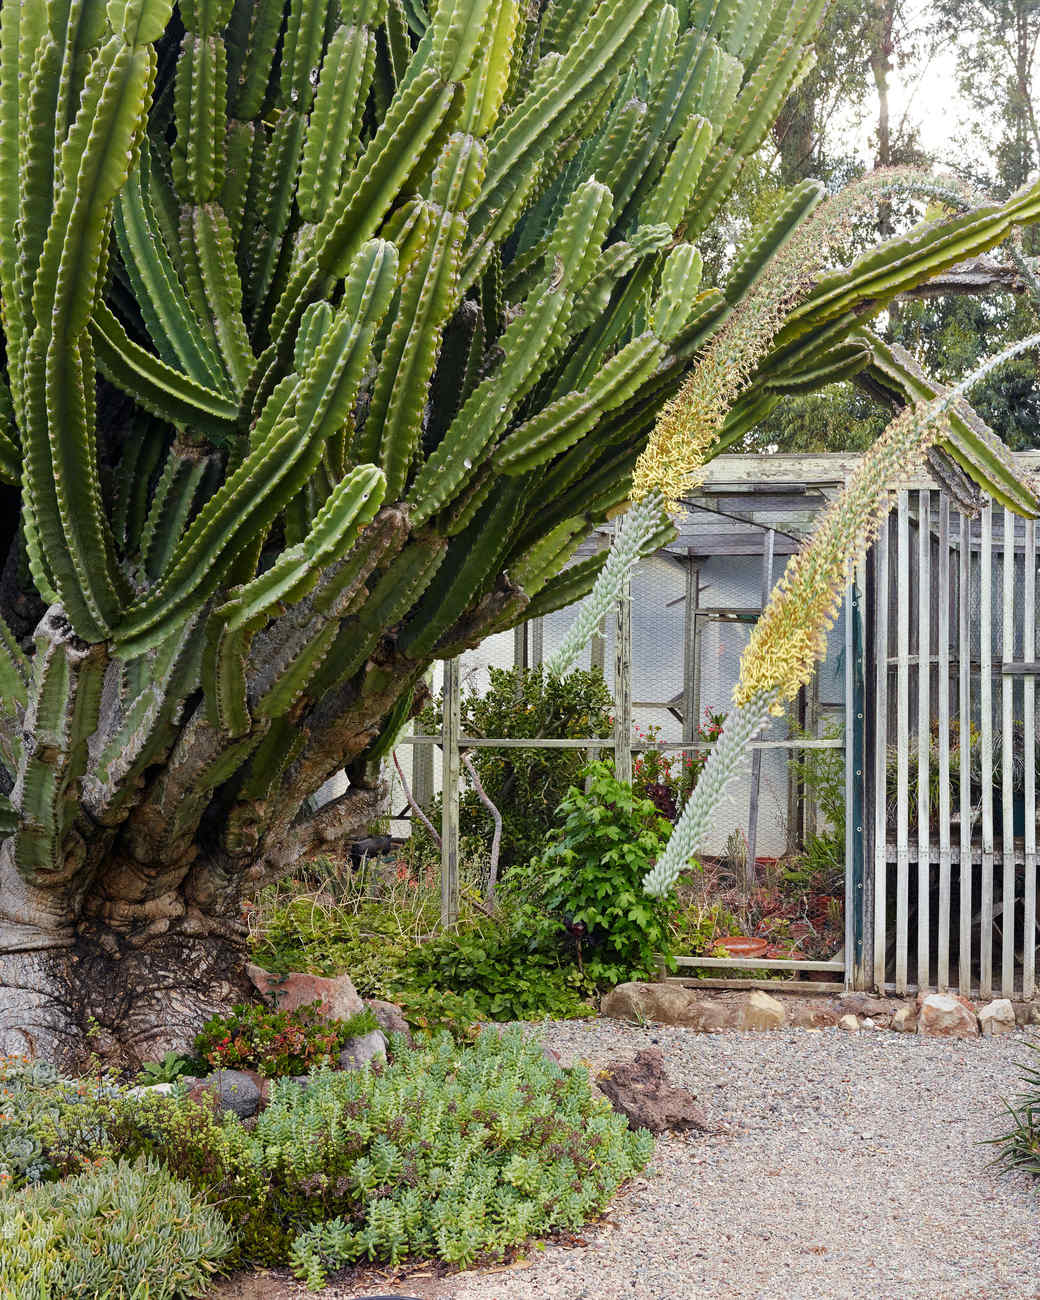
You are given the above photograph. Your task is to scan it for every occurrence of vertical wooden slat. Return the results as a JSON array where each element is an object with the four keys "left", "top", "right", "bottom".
[
  {"left": 937, "top": 495, "right": 952, "bottom": 990},
  {"left": 855, "top": 557, "right": 874, "bottom": 991},
  {"left": 844, "top": 574, "right": 855, "bottom": 991},
  {"left": 980, "top": 501, "right": 994, "bottom": 999},
  {"left": 1001, "top": 506, "right": 1016, "bottom": 996},
  {"left": 614, "top": 574, "right": 632, "bottom": 784},
  {"left": 440, "top": 656, "right": 461, "bottom": 927},
  {"left": 958, "top": 509, "right": 973, "bottom": 995},
  {"left": 682, "top": 555, "right": 697, "bottom": 743},
  {"left": 917, "top": 489, "right": 931, "bottom": 990},
  {"left": 896, "top": 490, "right": 910, "bottom": 995},
  {"left": 1024, "top": 517, "right": 1037, "bottom": 1000},
  {"left": 531, "top": 616, "right": 544, "bottom": 666},
  {"left": 874, "top": 518, "right": 890, "bottom": 992},
  {"left": 513, "top": 623, "right": 527, "bottom": 671},
  {"left": 746, "top": 530, "right": 774, "bottom": 872}
]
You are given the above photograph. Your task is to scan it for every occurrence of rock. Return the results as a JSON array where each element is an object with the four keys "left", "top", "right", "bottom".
[
  {"left": 837, "top": 1014, "right": 860, "bottom": 1033},
  {"left": 126, "top": 1082, "right": 176, "bottom": 1099},
  {"left": 246, "top": 964, "right": 365, "bottom": 1020},
  {"left": 189, "top": 1068, "right": 264, "bottom": 1119},
  {"left": 338, "top": 1029, "right": 387, "bottom": 1071},
  {"left": 1012, "top": 1000, "right": 1040, "bottom": 1026},
  {"left": 838, "top": 993, "right": 897, "bottom": 1018},
  {"left": 600, "top": 982, "right": 734, "bottom": 1030},
  {"left": 891, "top": 1004, "right": 917, "bottom": 1033},
  {"left": 596, "top": 1047, "right": 710, "bottom": 1134},
  {"left": 978, "top": 998, "right": 1016, "bottom": 1038},
  {"left": 917, "top": 992, "right": 979, "bottom": 1038},
  {"left": 740, "top": 990, "right": 786, "bottom": 1030},
  {"left": 862, "top": 1017, "right": 877, "bottom": 1029},
  {"left": 366, "top": 998, "right": 413, "bottom": 1045},
  {"left": 786, "top": 1002, "right": 839, "bottom": 1029}
]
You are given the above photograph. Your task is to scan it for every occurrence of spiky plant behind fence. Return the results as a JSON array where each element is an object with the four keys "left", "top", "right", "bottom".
[{"left": 3, "top": 0, "right": 1040, "bottom": 1064}]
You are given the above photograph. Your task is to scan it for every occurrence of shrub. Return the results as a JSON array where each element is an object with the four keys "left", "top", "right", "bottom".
[
  {"left": 419, "top": 667, "right": 613, "bottom": 869},
  {"left": 395, "top": 918, "right": 596, "bottom": 1025},
  {"left": 113, "top": 1029, "right": 652, "bottom": 1283},
  {"left": 522, "top": 762, "right": 677, "bottom": 985},
  {"left": 0, "top": 1156, "right": 234, "bottom": 1298},
  {"left": 0, "top": 1056, "right": 118, "bottom": 1189},
  {"left": 195, "top": 1003, "right": 378, "bottom": 1078}
]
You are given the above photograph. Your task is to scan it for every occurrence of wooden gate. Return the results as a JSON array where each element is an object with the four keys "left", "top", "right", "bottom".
[{"left": 866, "top": 488, "right": 1039, "bottom": 998}]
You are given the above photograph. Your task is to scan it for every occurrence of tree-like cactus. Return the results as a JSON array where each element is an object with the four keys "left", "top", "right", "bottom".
[{"left": 1, "top": 0, "right": 1039, "bottom": 1066}]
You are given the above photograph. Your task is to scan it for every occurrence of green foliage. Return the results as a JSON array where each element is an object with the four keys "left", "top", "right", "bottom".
[
  {"left": 0, "top": 1056, "right": 118, "bottom": 1190},
  {"left": 135, "top": 1052, "right": 201, "bottom": 1086},
  {"left": 195, "top": 1001, "right": 378, "bottom": 1078},
  {"left": 419, "top": 666, "right": 613, "bottom": 869},
  {"left": 112, "top": 1029, "right": 652, "bottom": 1281},
  {"left": 0, "top": 1156, "right": 234, "bottom": 1299},
  {"left": 395, "top": 917, "right": 596, "bottom": 1024},
  {"left": 991, "top": 1041, "right": 1040, "bottom": 1177},
  {"left": 787, "top": 720, "right": 845, "bottom": 893},
  {"left": 524, "top": 761, "right": 676, "bottom": 985}
]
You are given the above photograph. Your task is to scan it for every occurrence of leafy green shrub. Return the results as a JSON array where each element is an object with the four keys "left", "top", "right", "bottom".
[
  {"left": 395, "top": 918, "right": 595, "bottom": 1025},
  {"left": 195, "top": 1003, "right": 378, "bottom": 1078},
  {"left": 112, "top": 1029, "right": 652, "bottom": 1283},
  {"left": 419, "top": 667, "right": 613, "bottom": 869},
  {"left": 0, "top": 1156, "right": 233, "bottom": 1298},
  {"left": 522, "top": 762, "right": 677, "bottom": 985},
  {"left": 136, "top": 1052, "right": 202, "bottom": 1086}
]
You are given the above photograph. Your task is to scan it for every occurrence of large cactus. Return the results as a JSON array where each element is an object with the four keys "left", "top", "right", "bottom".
[{"left": 0, "top": 0, "right": 1037, "bottom": 1066}]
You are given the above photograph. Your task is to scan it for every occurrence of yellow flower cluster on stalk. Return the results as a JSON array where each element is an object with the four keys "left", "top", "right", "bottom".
[
  {"left": 736, "top": 331, "right": 1040, "bottom": 713},
  {"left": 631, "top": 167, "right": 943, "bottom": 511}
]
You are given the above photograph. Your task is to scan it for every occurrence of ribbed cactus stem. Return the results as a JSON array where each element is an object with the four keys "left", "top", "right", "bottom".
[
  {"left": 643, "top": 688, "right": 779, "bottom": 897},
  {"left": 547, "top": 491, "right": 665, "bottom": 676}
]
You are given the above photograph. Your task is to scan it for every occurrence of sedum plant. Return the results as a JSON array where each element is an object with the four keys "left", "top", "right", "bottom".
[{"left": 2, "top": 0, "right": 1040, "bottom": 1066}]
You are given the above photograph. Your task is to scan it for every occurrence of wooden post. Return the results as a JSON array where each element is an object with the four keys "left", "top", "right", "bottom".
[
  {"left": 1001, "top": 505, "right": 1016, "bottom": 997},
  {"left": 746, "top": 529, "right": 774, "bottom": 875},
  {"left": 959, "top": 508, "right": 973, "bottom": 994},
  {"left": 440, "top": 656, "right": 461, "bottom": 927},
  {"left": 513, "top": 623, "right": 527, "bottom": 671},
  {"left": 873, "top": 514, "right": 890, "bottom": 993},
  {"left": 937, "top": 495, "right": 951, "bottom": 990},
  {"left": 980, "top": 500, "right": 994, "bottom": 999},
  {"left": 614, "top": 573, "right": 632, "bottom": 784},
  {"left": 895, "top": 490, "right": 910, "bottom": 995},
  {"left": 1025, "top": 516, "right": 1037, "bottom": 1000},
  {"left": 917, "top": 489, "right": 931, "bottom": 991},
  {"left": 531, "top": 616, "right": 544, "bottom": 666},
  {"left": 682, "top": 553, "right": 698, "bottom": 743}
]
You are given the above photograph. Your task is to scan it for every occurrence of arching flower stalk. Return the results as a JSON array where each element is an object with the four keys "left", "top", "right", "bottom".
[
  {"left": 552, "top": 168, "right": 945, "bottom": 678},
  {"left": 547, "top": 491, "right": 666, "bottom": 675},
  {"left": 644, "top": 329, "right": 1040, "bottom": 898}
]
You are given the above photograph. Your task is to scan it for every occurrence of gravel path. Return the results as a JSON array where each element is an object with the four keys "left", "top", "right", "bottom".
[{"left": 346, "top": 1017, "right": 1040, "bottom": 1300}]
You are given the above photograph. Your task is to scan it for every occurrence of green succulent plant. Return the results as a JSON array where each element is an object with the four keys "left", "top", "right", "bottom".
[{"left": 1, "top": 0, "right": 1039, "bottom": 1067}]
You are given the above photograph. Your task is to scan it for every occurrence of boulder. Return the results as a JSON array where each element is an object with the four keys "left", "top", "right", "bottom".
[
  {"left": 891, "top": 1004, "right": 917, "bottom": 1033},
  {"left": 188, "top": 1068, "right": 265, "bottom": 1119},
  {"left": 978, "top": 998, "right": 1016, "bottom": 1038},
  {"left": 787, "top": 1002, "right": 839, "bottom": 1029},
  {"left": 366, "top": 998, "right": 413, "bottom": 1045},
  {"left": 837, "top": 1014, "right": 859, "bottom": 1033},
  {"left": 838, "top": 993, "right": 897, "bottom": 1019},
  {"left": 246, "top": 964, "right": 365, "bottom": 1020},
  {"left": 600, "top": 982, "right": 734, "bottom": 1030},
  {"left": 916, "top": 992, "right": 979, "bottom": 1038},
  {"left": 740, "top": 990, "right": 786, "bottom": 1030},
  {"left": 596, "top": 1047, "right": 710, "bottom": 1134},
  {"left": 339, "top": 1029, "right": 387, "bottom": 1071},
  {"left": 126, "top": 1082, "right": 176, "bottom": 1099}
]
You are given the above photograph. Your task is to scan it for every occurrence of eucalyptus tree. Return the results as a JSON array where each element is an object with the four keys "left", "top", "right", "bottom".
[{"left": 1, "top": 0, "right": 1037, "bottom": 1066}]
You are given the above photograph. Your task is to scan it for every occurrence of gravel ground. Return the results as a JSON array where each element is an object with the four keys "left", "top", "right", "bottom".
[{"left": 343, "top": 1016, "right": 1040, "bottom": 1300}]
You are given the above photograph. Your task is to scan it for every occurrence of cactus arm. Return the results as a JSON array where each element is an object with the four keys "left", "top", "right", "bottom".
[
  {"left": 225, "top": 0, "right": 284, "bottom": 120},
  {"left": 90, "top": 302, "right": 241, "bottom": 434},
  {"left": 296, "top": 24, "right": 375, "bottom": 224},
  {"left": 360, "top": 133, "right": 486, "bottom": 496},
  {"left": 138, "top": 443, "right": 218, "bottom": 580},
  {"left": 398, "top": 482, "right": 524, "bottom": 655},
  {"left": 518, "top": 551, "right": 609, "bottom": 624},
  {"left": 0, "top": 0, "right": 28, "bottom": 420},
  {"left": 114, "top": 160, "right": 228, "bottom": 390},
  {"left": 499, "top": 332, "right": 666, "bottom": 474},
  {"left": 408, "top": 178, "right": 613, "bottom": 526},
  {"left": 723, "top": 177, "right": 826, "bottom": 303},
  {"left": 187, "top": 203, "right": 253, "bottom": 394},
  {"left": 270, "top": 67, "right": 460, "bottom": 343},
  {"left": 172, "top": 30, "right": 226, "bottom": 203}
]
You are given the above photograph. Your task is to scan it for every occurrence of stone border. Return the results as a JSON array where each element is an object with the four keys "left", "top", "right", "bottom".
[{"left": 601, "top": 982, "right": 1040, "bottom": 1039}]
